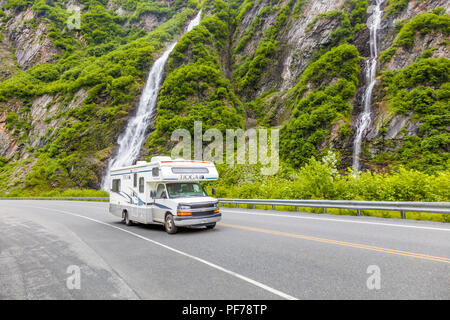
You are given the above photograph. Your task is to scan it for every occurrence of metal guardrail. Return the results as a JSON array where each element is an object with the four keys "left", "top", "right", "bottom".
[
  {"left": 1, "top": 197, "right": 449, "bottom": 219},
  {"left": 218, "top": 199, "right": 450, "bottom": 219}
]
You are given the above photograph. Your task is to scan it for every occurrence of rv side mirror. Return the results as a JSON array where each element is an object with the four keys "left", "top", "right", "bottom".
[
  {"left": 211, "top": 188, "right": 216, "bottom": 196},
  {"left": 150, "top": 190, "right": 156, "bottom": 199}
]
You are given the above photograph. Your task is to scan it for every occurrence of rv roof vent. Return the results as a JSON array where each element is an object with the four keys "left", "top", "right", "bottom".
[
  {"left": 136, "top": 161, "right": 147, "bottom": 165},
  {"left": 151, "top": 156, "right": 172, "bottom": 162}
]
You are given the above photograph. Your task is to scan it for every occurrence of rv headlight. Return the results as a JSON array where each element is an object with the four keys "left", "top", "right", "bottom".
[{"left": 178, "top": 205, "right": 191, "bottom": 211}]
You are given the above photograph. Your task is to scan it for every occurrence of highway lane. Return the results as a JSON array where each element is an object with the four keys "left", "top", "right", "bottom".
[{"left": 0, "top": 200, "right": 449, "bottom": 300}]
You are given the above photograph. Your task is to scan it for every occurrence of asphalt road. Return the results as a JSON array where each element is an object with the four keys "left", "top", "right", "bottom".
[{"left": 0, "top": 200, "right": 449, "bottom": 300}]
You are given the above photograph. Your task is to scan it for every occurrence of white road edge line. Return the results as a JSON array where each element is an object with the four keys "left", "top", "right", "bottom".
[
  {"left": 26, "top": 205, "right": 298, "bottom": 300},
  {"left": 221, "top": 209, "right": 450, "bottom": 232}
]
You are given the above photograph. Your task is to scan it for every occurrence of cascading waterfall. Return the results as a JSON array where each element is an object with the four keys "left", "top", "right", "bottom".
[
  {"left": 352, "top": 0, "right": 384, "bottom": 172},
  {"left": 102, "top": 11, "right": 202, "bottom": 189}
]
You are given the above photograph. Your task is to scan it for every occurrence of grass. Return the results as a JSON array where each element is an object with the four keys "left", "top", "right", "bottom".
[{"left": 0, "top": 188, "right": 109, "bottom": 199}]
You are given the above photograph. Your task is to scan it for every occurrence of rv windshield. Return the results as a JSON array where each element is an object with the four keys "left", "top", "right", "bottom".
[{"left": 166, "top": 183, "right": 207, "bottom": 198}]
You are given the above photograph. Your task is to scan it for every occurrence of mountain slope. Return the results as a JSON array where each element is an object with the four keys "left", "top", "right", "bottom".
[{"left": 0, "top": 0, "right": 448, "bottom": 195}]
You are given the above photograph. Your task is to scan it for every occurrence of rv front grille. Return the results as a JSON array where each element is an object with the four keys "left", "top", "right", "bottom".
[
  {"left": 188, "top": 202, "right": 217, "bottom": 209},
  {"left": 191, "top": 210, "right": 216, "bottom": 216}
]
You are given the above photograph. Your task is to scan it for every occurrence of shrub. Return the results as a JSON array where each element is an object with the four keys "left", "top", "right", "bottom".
[
  {"left": 385, "top": 0, "right": 409, "bottom": 17},
  {"left": 208, "top": 155, "right": 449, "bottom": 207},
  {"left": 380, "top": 58, "right": 449, "bottom": 172},
  {"left": 280, "top": 44, "right": 360, "bottom": 167},
  {"left": 380, "top": 10, "right": 450, "bottom": 63}
]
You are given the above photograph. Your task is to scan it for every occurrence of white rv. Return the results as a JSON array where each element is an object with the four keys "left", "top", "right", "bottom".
[{"left": 108, "top": 156, "right": 221, "bottom": 234}]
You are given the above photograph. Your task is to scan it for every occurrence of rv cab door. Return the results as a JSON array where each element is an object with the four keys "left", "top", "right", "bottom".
[{"left": 153, "top": 184, "right": 170, "bottom": 223}]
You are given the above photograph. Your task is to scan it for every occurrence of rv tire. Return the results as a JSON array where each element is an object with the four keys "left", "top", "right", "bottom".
[
  {"left": 124, "top": 211, "right": 133, "bottom": 226},
  {"left": 165, "top": 214, "right": 178, "bottom": 234}
]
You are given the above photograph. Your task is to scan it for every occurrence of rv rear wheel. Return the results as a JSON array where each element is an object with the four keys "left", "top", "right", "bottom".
[
  {"left": 124, "top": 212, "right": 133, "bottom": 226},
  {"left": 165, "top": 214, "right": 178, "bottom": 234}
]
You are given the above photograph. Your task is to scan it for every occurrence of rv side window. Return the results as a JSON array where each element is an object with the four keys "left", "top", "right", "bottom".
[
  {"left": 152, "top": 167, "right": 159, "bottom": 177},
  {"left": 112, "top": 179, "right": 121, "bottom": 192},
  {"left": 133, "top": 173, "right": 137, "bottom": 187},
  {"left": 139, "top": 177, "right": 144, "bottom": 193},
  {"left": 156, "top": 184, "right": 166, "bottom": 198}
]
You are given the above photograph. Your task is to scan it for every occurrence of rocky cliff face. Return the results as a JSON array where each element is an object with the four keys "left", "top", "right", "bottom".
[
  {"left": 0, "top": 0, "right": 448, "bottom": 194},
  {"left": 236, "top": 0, "right": 347, "bottom": 92},
  {"left": 0, "top": 0, "right": 199, "bottom": 193},
  {"left": 362, "top": 0, "right": 449, "bottom": 171},
  {"left": 223, "top": 0, "right": 449, "bottom": 171},
  {"left": 7, "top": 7, "right": 59, "bottom": 69}
]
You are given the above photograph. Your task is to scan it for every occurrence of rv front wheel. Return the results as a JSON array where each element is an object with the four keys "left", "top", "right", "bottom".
[
  {"left": 124, "top": 212, "right": 133, "bottom": 226},
  {"left": 165, "top": 214, "right": 178, "bottom": 234}
]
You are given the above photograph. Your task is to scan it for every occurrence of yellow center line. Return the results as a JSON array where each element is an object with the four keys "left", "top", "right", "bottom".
[{"left": 218, "top": 223, "right": 450, "bottom": 264}]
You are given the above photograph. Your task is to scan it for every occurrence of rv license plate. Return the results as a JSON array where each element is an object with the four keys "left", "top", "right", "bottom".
[{"left": 201, "top": 218, "right": 208, "bottom": 223}]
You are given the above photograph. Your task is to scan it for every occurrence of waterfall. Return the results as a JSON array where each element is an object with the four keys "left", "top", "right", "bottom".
[
  {"left": 352, "top": 0, "right": 384, "bottom": 172},
  {"left": 102, "top": 11, "right": 202, "bottom": 189}
]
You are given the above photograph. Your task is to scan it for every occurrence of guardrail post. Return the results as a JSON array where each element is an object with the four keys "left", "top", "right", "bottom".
[
  {"left": 236, "top": 203, "right": 239, "bottom": 208},
  {"left": 252, "top": 204, "right": 255, "bottom": 209},
  {"left": 357, "top": 209, "right": 361, "bottom": 216},
  {"left": 323, "top": 207, "right": 326, "bottom": 214},
  {"left": 272, "top": 204, "right": 276, "bottom": 210},
  {"left": 401, "top": 210, "right": 406, "bottom": 219}
]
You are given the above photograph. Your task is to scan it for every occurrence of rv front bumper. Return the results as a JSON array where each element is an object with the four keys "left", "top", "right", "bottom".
[{"left": 173, "top": 213, "right": 221, "bottom": 227}]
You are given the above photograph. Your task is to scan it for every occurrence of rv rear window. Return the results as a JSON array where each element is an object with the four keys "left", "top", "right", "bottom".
[
  {"left": 171, "top": 167, "right": 209, "bottom": 174},
  {"left": 112, "top": 179, "right": 121, "bottom": 192}
]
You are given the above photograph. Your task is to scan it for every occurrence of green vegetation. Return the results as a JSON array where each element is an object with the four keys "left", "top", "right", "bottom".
[
  {"left": 145, "top": 63, "right": 245, "bottom": 154},
  {"left": 394, "top": 9, "right": 449, "bottom": 48},
  {"left": 0, "top": 0, "right": 198, "bottom": 193},
  {"left": 235, "top": 0, "right": 254, "bottom": 25},
  {"left": 234, "top": 6, "right": 273, "bottom": 54},
  {"left": 306, "top": 0, "right": 368, "bottom": 51},
  {"left": 378, "top": 57, "right": 449, "bottom": 173},
  {"left": 145, "top": 0, "right": 245, "bottom": 156},
  {"left": 292, "top": 0, "right": 306, "bottom": 18},
  {"left": 0, "top": 0, "right": 448, "bottom": 218},
  {"left": 232, "top": 0, "right": 367, "bottom": 98},
  {"left": 211, "top": 154, "right": 449, "bottom": 202},
  {"left": 385, "top": 0, "right": 409, "bottom": 17},
  {"left": 1, "top": 188, "right": 109, "bottom": 197},
  {"left": 373, "top": 8, "right": 450, "bottom": 176},
  {"left": 280, "top": 44, "right": 360, "bottom": 166},
  {"left": 380, "top": 9, "right": 450, "bottom": 63},
  {"left": 235, "top": 2, "right": 292, "bottom": 97},
  {"left": 206, "top": 153, "right": 450, "bottom": 222},
  {"left": 3, "top": 0, "right": 33, "bottom": 10}
]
